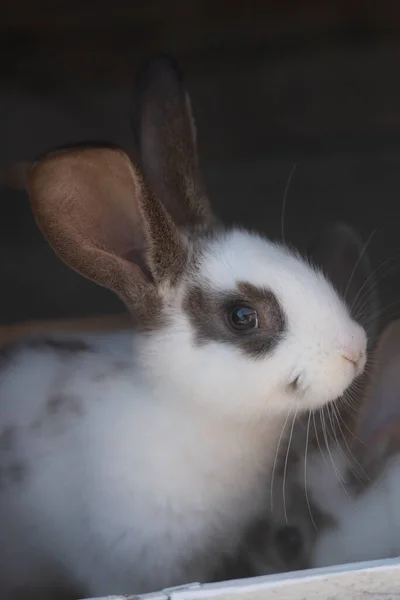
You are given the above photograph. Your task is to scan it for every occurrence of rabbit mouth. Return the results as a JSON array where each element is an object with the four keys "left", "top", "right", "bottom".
[
  {"left": 288, "top": 374, "right": 308, "bottom": 395},
  {"left": 289, "top": 376, "right": 300, "bottom": 391}
]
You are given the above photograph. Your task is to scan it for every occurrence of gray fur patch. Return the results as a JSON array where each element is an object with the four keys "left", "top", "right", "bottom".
[
  {"left": 0, "top": 337, "right": 91, "bottom": 375},
  {"left": 0, "top": 461, "right": 28, "bottom": 489},
  {"left": 46, "top": 393, "right": 84, "bottom": 417},
  {"left": 92, "top": 360, "right": 131, "bottom": 382},
  {"left": 0, "top": 427, "right": 15, "bottom": 452},
  {"left": 28, "top": 337, "right": 90, "bottom": 353}
]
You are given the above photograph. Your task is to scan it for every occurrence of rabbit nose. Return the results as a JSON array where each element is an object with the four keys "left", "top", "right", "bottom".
[
  {"left": 341, "top": 350, "right": 360, "bottom": 365},
  {"left": 341, "top": 348, "right": 365, "bottom": 375}
]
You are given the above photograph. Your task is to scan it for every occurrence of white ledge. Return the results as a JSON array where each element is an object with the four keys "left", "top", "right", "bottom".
[{"left": 83, "top": 556, "right": 400, "bottom": 600}]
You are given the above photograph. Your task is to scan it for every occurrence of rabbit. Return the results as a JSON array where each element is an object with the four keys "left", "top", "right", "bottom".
[
  {"left": 0, "top": 54, "right": 370, "bottom": 599},
  {"left": 298, "top": 318, "right": 400, "bottom": 568}
]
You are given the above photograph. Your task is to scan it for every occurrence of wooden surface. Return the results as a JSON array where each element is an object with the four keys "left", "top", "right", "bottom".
[{"left": 0, "top": 314, "right": 132, "bottom": 345}]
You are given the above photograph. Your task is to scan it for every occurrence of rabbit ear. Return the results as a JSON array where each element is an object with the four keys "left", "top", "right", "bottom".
[
  {"left": 27, "top": 145, "right": 187, "bottom": 323},
  {"left": 136, "top": 54, "right": 214, "bottom": 228},
  {"left": 354, "top": 320, "right": 400, "bottom": 465},
  {"left": 307, "top": 223, "right": 377, "bottom": 339}
]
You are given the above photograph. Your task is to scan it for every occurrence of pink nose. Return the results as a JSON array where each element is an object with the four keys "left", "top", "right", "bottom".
[
  {"left": 341, "top": 349, "right": 361, "bottom": 366},
  {"left": 340, "top": 327, "right": 367, "bottom": 374},
  {"left": 341, "top": 347, "right": 365, "bottom": 375}
]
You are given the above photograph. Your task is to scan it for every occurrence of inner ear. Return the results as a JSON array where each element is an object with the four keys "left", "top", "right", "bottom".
[
  {"left": 27, "top": 145, "right": 187, "bottom": 314},
  {"left": 135, "top": 54, "right": 214, "bottom": 229},
  {"left": 307, "top": 223, "right": 378, "bottom": 340}
]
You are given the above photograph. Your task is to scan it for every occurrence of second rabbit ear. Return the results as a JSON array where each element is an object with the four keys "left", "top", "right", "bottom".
[{"left": 136, "top": 54, "right": 214, "bottom": 228}]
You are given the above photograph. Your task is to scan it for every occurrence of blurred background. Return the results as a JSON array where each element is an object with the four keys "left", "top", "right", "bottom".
[{"left": 2, "top": 0, "right": 400, "bottom": 328}]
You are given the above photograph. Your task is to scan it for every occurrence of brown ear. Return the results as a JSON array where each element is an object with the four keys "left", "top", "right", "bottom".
[
  {"left": 136, "top": 54, "right": 214, "bottom": 228},
  {"left": 27, "top": 146, "right": 187, "bottom": 315},
  {"left": 355, "top": 320, "right": 400, "bottom": 459}
]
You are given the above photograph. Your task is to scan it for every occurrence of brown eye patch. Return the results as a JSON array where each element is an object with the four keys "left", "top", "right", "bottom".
[{"left": 183, "top": 281, "right": 286, "bottom": 359}]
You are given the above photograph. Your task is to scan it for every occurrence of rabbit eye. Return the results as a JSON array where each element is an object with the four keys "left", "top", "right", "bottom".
[
  {"left": 274, "top": 525, "right": 303, "bottom": 563},
  {"left": 228, "top": 306, "right": 259, "bottom": 330}
]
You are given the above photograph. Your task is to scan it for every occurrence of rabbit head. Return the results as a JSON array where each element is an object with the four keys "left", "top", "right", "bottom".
[{"left": 27, "top": 55, "right": 369, "bottom": 423}]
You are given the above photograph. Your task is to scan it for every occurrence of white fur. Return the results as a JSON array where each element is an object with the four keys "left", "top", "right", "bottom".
[
  {"left": 307, "top": 449, "right": 400, "bottom": 567},
  {"left": 0, "top": 230, "right": 367, "bottom": 596}
]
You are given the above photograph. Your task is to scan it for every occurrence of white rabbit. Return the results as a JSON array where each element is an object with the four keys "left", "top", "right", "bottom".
[
  {"left": 0, "top": 55, "right": 369, "bottom": 599},
  {"left": 305, "top": 319, "right": 400, "bottom": 568}
]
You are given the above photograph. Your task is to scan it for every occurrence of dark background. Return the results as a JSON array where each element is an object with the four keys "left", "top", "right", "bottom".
[{"left": 2, "top": 0, "right": 400, "bottom": 326}]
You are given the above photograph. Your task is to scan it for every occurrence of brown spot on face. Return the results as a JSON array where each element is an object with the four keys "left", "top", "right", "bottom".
[
  {"left": 0, "top": 427, "right": 15, "bottom": 452},
  {"left": 183, "top": 280, "right": 286, "bottom": 359},
  {"left": 47, "top": 393, "right": 84, "bottom": 417}
]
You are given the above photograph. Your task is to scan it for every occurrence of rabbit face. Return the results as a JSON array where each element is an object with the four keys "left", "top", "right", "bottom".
[
  {"left": 27, "top": 55, "right": 372, "bottom": 425},
  {"left": 139, "top": 226, "right": 367, "bottom": 421}
]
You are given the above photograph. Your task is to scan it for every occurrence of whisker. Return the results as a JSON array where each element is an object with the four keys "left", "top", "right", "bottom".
[
  {"left": 345, "top": 229, "right": 376, "bottom": 304},
  {"left": 320, "top": 407, "right": 351, "bottom": 500},
  {"left": 281, "top": 163, "right": 297, "bottom": 245},
  {"left": 283, "top": 404, "right": 299, "bottom": 524},
  {"left": 352, "top": 257, "right": 400, "bottom": 318},
  {"left": 351, "top": 253, "right": 400, "bottom": 316},
  {"left": 329, "top": 403, "right": 364, "bottom": 480},
  {"left": 358, "top": 297, "right": 400, "bottom": 328},
  {"left": 331, "top": 402, "right": 369, "bottom": 482},
  {"left": 313, "top": 410, "right": 331, "bottom": 469},
  {"left": 304, "top": 411, "right": 317, "bottom": 530},
  {"left": 354, "top": 264, "right": 397, "bottom": 322},
  {"left": 270, "top": 408, "right": 291, "bottom": 513},
  {"left": 334, "top": 396, "right": 363, "bottom": 443}
]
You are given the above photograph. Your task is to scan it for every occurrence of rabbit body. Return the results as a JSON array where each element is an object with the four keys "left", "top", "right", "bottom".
[
  {"left": 0, "top": 333, "right": 280, "bottom": 595},
  {"left": 0, "top": 56, "right": 370, "bottom": 598},
  {"left": 0, "top": 230, "right": 365, "bottom": 596}
]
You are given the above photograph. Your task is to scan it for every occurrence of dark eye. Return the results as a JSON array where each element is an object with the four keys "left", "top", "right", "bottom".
[
  {"left": 274, "top": 526, "right": 303, "bottom": 563},
  {"left": 228, "top": 306, "right": 259, "bottom": 331}
]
